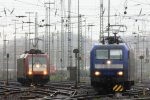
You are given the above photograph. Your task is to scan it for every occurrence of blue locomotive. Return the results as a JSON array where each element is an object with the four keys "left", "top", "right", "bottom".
[{"left": 90, "top": 36, "right": 135, "bottom": 93}]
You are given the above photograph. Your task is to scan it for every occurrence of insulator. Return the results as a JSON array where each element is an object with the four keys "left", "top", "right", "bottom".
[{"left": 124, "top": 11, "right": 127, "bottom": 14}]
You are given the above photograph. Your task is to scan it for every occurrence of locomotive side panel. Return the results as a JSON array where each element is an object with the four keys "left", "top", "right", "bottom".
[{"left": 17, "top": 59, "right": 25, "bottom": 77}]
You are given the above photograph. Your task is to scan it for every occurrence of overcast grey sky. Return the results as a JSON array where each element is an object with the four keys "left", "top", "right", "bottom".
[{"left": 0, "top": 0, "right": 150, "bottom": 42}]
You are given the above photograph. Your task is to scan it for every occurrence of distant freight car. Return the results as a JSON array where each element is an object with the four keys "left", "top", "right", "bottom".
[
  {"left": 17, "top": 49, "right": 50, "bottom": 85},
  {"left": 90, "top": 36, "right": 135, "bottom": 93}
]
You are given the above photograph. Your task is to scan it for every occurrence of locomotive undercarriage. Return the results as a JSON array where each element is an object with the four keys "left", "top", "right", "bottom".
[
  {"left": 91, "top": 77, "right": 134, "bottom": 93},
  {"left": 17, "top": 75, "right": 49, "bottom": 86}
]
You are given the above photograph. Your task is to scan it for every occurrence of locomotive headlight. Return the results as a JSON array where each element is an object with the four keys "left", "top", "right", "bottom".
[
  {"left": 28, "top": 71, "right": 32, "bottom": 75},
  {"left": 94, "top": 71, "right": 101, "bottom": 76},
  {"left": 43, "top": 71, "right": 47, "bottom": 75},
  {"left": 35, "top": 63, "right": 41, "bottom": 68},
  {"left": 106, "top": 60, "right": 111, "bottom": 65},
  {"left": 117, "top": 71, "right": 123, "bottom": 76}
]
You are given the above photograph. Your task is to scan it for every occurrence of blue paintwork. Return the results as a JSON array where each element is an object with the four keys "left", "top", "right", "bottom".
[{"left": 90, "top": 43, "right": 129, "bottom": 79}]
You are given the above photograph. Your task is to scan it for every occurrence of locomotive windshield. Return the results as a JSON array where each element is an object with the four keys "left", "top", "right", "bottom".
[
  {"left": 110, "top": 49, "right": 122, "bottom": 59},
  {"left": 96, "top": 49, "right": 108, "bottom": 59},
  {"left": 28, "top": 57, "right": 47, "bottom": 71},
  {"left": 96, "top": 49, "right": 122, "bottom": 60}
]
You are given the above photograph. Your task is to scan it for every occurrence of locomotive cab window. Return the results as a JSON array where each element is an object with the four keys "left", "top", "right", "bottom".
[
  {"left": 28, "top": 57, "right": 47, "bottom": 71},
  {"left": 110, "top": 49, "right": 122, "bottom": 59},
  {"left": 96, "top": 49, "right": 108, "bottom": 59}
]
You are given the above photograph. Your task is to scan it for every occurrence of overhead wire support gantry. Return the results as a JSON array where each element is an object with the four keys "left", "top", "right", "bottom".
[
  {"left": 25, "top": 12, "right": 34, "bottom": 50},
  {"left": 45, "top": 0, "right": 55, "bottom": 81},
  {"left": 16, "top": 15, "right": 27, "bottom": 51},
  {"left": 1, "top": 25, "right": 8, "bottom": 80},
  {"left": 12, "top": 19, "right": 18, "bottom": 79}
]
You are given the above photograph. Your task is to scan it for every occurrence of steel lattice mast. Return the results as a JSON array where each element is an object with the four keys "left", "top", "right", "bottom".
[
  {"left": 56, "top": 31, "right": 60, "bottom": 69},
  {"left": 45, "top": 7, "right": 48, "bottom": 53},
  {"left": 61, "top": 0, "right": 65, "bottom": 81},
  {"left": 78, "top": 15, "right": 84, "bottom": 82},
  {"left": 67, "top": 0, "right": 72, "bottom": 68},
  {"left": 100, "top": 0, "right": 104, "bottom": 42}
]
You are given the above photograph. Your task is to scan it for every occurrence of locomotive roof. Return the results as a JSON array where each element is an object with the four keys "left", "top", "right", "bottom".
[
  {"left": 19, "top": 54, "right": 28, "bottom": 58},
  {"left": 91, "top": 43, "right": 129, "bottom": 50},
  {"left": 19, "top": 53, "right": 47, "bottom": 58},
  {"left": 93, "top": 42, "right": 127, "bottom": 46},
  {"left": 100, "top": 36, "right": 124, "bottom": 44},
  {"left": 24, "top": 49, "right": 44, "bottom": 54},
  {"left": 19, "top": 49, "right": 46, "bottom": 58}
]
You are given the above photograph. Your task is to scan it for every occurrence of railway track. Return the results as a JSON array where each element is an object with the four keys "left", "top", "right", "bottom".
[
  {"left": 0, "top": 81, "right": 97, "bottom": 100},
  {"left": 1, "top": 81, "right": 150, "bottom": 100}
]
